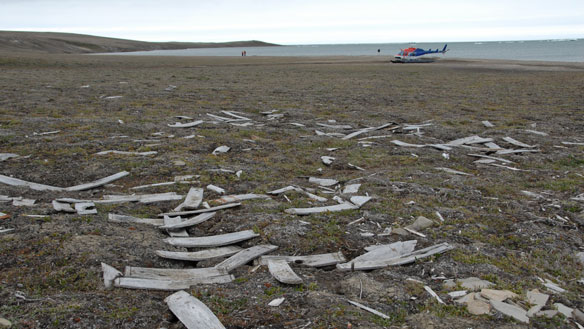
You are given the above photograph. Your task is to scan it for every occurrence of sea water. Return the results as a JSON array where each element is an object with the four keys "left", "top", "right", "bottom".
[{"left": 106, "top": 39, "right": 584, "bottom": 62}]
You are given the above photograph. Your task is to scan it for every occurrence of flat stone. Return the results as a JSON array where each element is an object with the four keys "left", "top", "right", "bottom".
[
  {"left": 407, "top": 216, "right": 434, "bottom": 231},
  {"left": 467, "top": 298, "right": 491, "bottom": 315},
  {"left": 443, "top": 279, "right": 456, "bottom": 290},
  {"left": 447, "top": 290, "right": 467, "bottom": 298},
  {"left": 455, "top": 292, "right": 477, "bottom": 305},
  {"left": 457, "top": 277, "right": 494, "bottom": 291},
  {"left": 526, "top": 289, "right": 549, "bottom": 317},
  {"left": 480, "top": 289, "right": 518, "bottom": 302},
  {"left": 554, "top": 303, "right": 573, "bottom": 318},
  {"left": 490, "top": 300, "right": 529, "bottom": 323},
  {"left": 576, "top": 252, "right": 584, "bottom": 265}
]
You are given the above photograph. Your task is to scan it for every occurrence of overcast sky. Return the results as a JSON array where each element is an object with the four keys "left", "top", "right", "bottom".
[{"left": 1, "top": 0, "right": 583, "bottom": 44}]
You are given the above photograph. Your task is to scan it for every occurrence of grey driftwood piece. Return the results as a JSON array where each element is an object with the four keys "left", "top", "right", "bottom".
[
  {"left": 308, "top": 177, "right": 338, "bottom": 187},
  {"left": 139, "top": 192, "right": 184, "bottom": 204},
  {"left": 285, "top": 196, "right": 371, "bottom": 215},
  {"left": 347, "top": 300, "right": 390, "bottom": 319},
  {"left": 215, "top": 244, "right": 278, "bottom": 272},
  {"left": 75, "top": 202, "right": 97, "bottom": 215},
  {"left": 502, "top": 136, "right": 536, "bottom": 148},
  {"left": 468, "top": 154, "right": 514, "bottom": 164},
  {"left": 482, "top": 120, "right": 494, "bottom": 127},
  {"left": 95, "top": 150, "right": 157, "bottom": 156},
  {"left": 124, "top": 266, "right": 231, "bottom": 281},
  {"left": 160, "top": 202, "right": 241, "bottom": 217},
  {"left": 210, "top": 194, "right": 271, "bottom": 205},
  {"left": 108, "top": 213, "right": 164, "bottom": 226},
  {"left": 165, "top": 290, "right": 226, "bottom": 329},
  {"left": 342, "top": 123, "right": 395, "bottom": 140},
  {"left": 160, "top": 212, "right": 216, "bottom": 230},
  {"left": 391, "top": 140, "right": 426, "bottom": 148},
  {"left": 337, "top": 240, "right": 417, "bottom": 271},
  {"left": 221, "top": 110, "right": 252, "bottom": 121},
  {"left": 130, "top": 181, "right": 176, "bottom": 190},
  {"left": 101, "top": 263, "right": 122, "bottom": 289},
  {"left": 174, "top": 187, "right": 204, "bottom": 211},
  {"left": 435, "top": 167, "right": 473, "bottom": 176},
  {"left": 316, "top": 123, "right": 353, "bottom": 129},
  {"left": 207, "top": 184, "right": 226, "bottom": 194},
  {"left": 156, "top": 246, "right": 243, "bottom": 262},
  {"left": 212, "top": 146, "right": 230, "bottom": 155},
  {"left": 447, "top": 135, "right": 493, "bottom": 146},
  {"left": 52, "top": 200, "right": 76, "bottom": 213},
  {"left": 337, "top": 242, "right": 453, "bottom": 271},
  {"left": 163, "top": 216, "right": 189, "bottom": 237},
  {"left": 267, "top": 259, "right": 303, "bottom": 284},
  {"left": 0, "top": 153, "right": 19, "bottom": 162},
  {"left": 0, "top": 171, "right": 129, "bottom": 192},
  {"left": 321, "top": 156, "right": 335, "bottom": 165},
  {"left": 496, "top": 149, "right": 540, "bottom": 155},
  {"left": 164, "top": 230, "right": 259, "bottom": 248},
  {"left": 114, "top": 276, "right": 233, "bottom": 291},
  {"left": 259, "top": 251, "right": 346, "bottom": 267},
  {"left": 207, "top": 113, "right": 238, "bottom": 122},
  {"left": 268, "top": 186, "right": 327, "bottom": 202},
  {"left": 167, "top": 120, "right": 204, "bottom": 128}
]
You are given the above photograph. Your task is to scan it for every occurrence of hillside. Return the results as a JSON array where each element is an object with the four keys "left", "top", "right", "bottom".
[{"left": 0, "top": 31, "right": 278, "bottom": 54}]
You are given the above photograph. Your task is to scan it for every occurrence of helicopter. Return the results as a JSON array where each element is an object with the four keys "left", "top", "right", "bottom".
[{"left": 392, "top": 44, "right": 448, "bottom": 63}]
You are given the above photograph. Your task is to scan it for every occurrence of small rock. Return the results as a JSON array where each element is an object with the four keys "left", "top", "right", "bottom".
[
  {"left": 573, "top": 309, "right": 584, "bottom": 325},
  {"left": 268, "top": 297, "right": 285, "bottom": 307},
  {"left": 457, "top": 277, "right": 494, "bottom": 291},
  {"left": 407, "top": 216, "right": 434, "bottom": 231},
  {"left": 467, "top": 298, "right": 491, "bottom": 315},
  {"left": 447, "top": 290, "right": 467, "bottom": 298},
  {"left": 526, "top": 289, "right": 549, "bottom": 317},
  {"left": 443, "top": 279, "right": 456, "bottom": 290}
]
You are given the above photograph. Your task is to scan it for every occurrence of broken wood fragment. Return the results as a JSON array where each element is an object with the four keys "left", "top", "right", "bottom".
[
  {"left": 95, "top": 150, "right": 157, "bottom": 156},
  {"left": 391, "top": 140, "right": 425, "bottom": 148},
  {"left": 424, "top": 285, "right": 445, "bottom": 304},
  {"left": 209, "top": 194, "right": 271, "bottom": 205},
  {"left": 337, "top": 240, "right": 417, "bottom": 271},
  {"left": 342, "top": 123, "right": 395, "bottom": 140},
  {"left": 174, "top": 187, "right": 204, "bottom": 211},
  {"left": 101, "top": 262, "right": 122, "bottom": 289},
  {"left": 75, "top": 202, "right": 97, "bottom": 215},
  {"left": 259, "top": 251, "right": 346, "bottom": 267},
  {"left": 114, "top": 277, "right": 232, "bottom": 291},
  {"left": 482, "top": 120, "right": 494, "bottom": 127},
  {"left": 160, "top": 212, "right": 216, "bottom": 230},
  {"left": 168, "top": 120, "right": 203, "bottom": 128},
  {"left": 0, "top": 153, "right": 19, "bottom": 162},
  {"left": 160, "top": 202, "right": 241, "bottom": 217},
  {"left": 165, "top": 290, "right": 226, "bottom": 329},
  {"left": 347, "top": 300, "right": 390, "bottom": 319},
  {"left": 308, "top": 177, "right": 338, "bottom": 187},
  {"left": 435, "top": 167, "right": 473, "bottom": 176},
  {"left": 212, "top": 146, "right": 230, "bottom": 155},
  {"left": 316, "top": 123, "right": 353, "bottom": 129},
  {"left": 215, "top": 244, "right": 278, "bottom": 272},
  {"left": 164, "top": 230, "right": 259, "bottom": 248},
  {"left": 447, "top": 135, "right": 493, "bottom": 146},
  {"left": 0, "top": 171, "right": 128, "bottom": 192},
  {"left": 502, "top": 136, "right": 536, "bottom": 148},
  {"left": 207, "top": 184, "right": 225, "bottom": 194},
  {"left": 267, "top": 259, "right": 303, "bottom": 284},
  {"left": 156, "top": 246, "right": 243, "bottom": 262},
  {"left": 130, "top": 181, "right": 176, "bottom": 190},
  {"left": 321, "top": 156, "right": 335, "bottom": 166},
  {"left": 164, "top": 216, "right": 189, "bottom": 237},
  {"left": 124, "top": 266, "right": 230, "bottom": 281},
  {"left": 108, "top": 213, "right": 164, "bottom": 226}
]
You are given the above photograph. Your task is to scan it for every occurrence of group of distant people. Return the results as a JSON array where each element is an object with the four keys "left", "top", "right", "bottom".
[{"left": 241, "top": 50, "right": 247, "bottom": 56}]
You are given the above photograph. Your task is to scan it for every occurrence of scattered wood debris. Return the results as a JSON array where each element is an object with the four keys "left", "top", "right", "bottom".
[
  {"left": 95, "top": 150, "right": 157, "bottom": 156},
  {"left": 156, "top": 246, "right": 243, "bottom": 262},
  {"left": 215, "top": 245, "right": 278, "bottom": 272},
  {"left": 212, "top": 146, "right": 230, "bottom": 155},
  {"left": 259, "top": 252, "right": 346, "bottom": 267},
  {"left": 0, "top": 153, "right": 19, "bottom": 162},
  {"left": 347, "top": 300, "right": 390, "bottom": 320},
  {"left": 168, "top": 120, "right": 203, "bottom": 128},
  {"left": 267, "top": 259, "right": 303, "bottom": 284},
  {"left": 164, "top": 230, "right": 260, "bottom": 248},
  {"left": 285, "top": 196, "right": 370, "bottom": 215}
]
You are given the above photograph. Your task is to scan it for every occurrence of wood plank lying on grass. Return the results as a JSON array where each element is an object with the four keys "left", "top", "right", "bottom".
[
  {"left": 95, "top": 150, "right": 157, "bottom": 156},
  {"left": 124, "top": 266, "right": 230, "bottom": 281},
  {"left": 342, "top": 123, "right": 396, "bottom": 140},
  {"left": 159, "top": 212, "right": 216, "bottom": 230},
  {"left": 130, "top": 181, "right": 176, "bottom": 190},
  {"left": 268, "top": 186, "right": 327, "bottom": 202},
  {"left": 165, "top": 290, "right": 226, "bottom": 329},
  {"left": 308, "top": 177, "right": 338, "bottom": 187},
  {"left": 337, "top": 242, "right": 453, "bottom": 271},
  {"left": 210, "top": 194, "right": 271, "bottom": 205},
  {"left": 164, "top": 230, "right": 259, "bottom": 248},
  {"left": 447, "top": 135, "right": 493, "bottom": 146},
  {"left": 337, "top": 241, "right": 417, "bottom": 271},
  {"left": 101, "top": 262, "right": 122, "bottom": 289},
  {"left": 114, "top": 275, "right": 234, "bottom": 291},
  {"left": 502, "top": 136, "right": 536, "bottom": 148},
  {"left": 156, "top": 246, "right": 243, "bottom": 262},
  {"left": 0, "top": 171, "right": 129, "bottom": 192},
  {"left": 435, "top": 167, "right": 473, "bottom": 176},
  {"left": 167, "top": 120, "right": 203, "bottom": 128},
  {"left": 285, "top": 196, "right": 371, "bottom": 215},
  {"left": 468, "top": 154, "right": 514, "bottom": 164},
  {"left": 496, "top": 149, "right": 540, "bottom": 155},
  {"left": 215, "top": 244, "right": 278, "bottom": 272},
  {"left": 108, "top": 213, "right": 164, "bottom": 226},
  {"left": 259, "top": 251, "right": 346, "bottom": 267},
  {"left": 347, "top": 300, "right": 390, "bottom": 320},
  {"left": 160, "top": 202, "right": 241, "bottom": 217},
  {"left": 174, "top": 187, "right": 204, "bottom": 211},
  {"left": 267, "top": 259, "right": 303, "bottom": 284}
]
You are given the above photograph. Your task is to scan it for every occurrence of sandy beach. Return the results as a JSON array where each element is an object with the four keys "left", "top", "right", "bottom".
[{"left": 1, "top": 51, "right": 584, "bottom": 328}]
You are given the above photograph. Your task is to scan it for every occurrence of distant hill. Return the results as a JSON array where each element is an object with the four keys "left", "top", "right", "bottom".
[{"left": 0, "top": 31, "right": 279, "bottom": 54}]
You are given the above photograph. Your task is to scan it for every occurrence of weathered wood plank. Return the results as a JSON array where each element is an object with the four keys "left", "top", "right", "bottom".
[
  {"left": 0, "top": 171, "right": 129, "bottom": 192},
  {"left": 164, "top": 230, "right": 259, "bottom": 248},
  {"left": 160, "top": 212, "right": 216, "bottom": 230},
  {"left": 259, "top": 251, "right": 346, "bottom": 267},
  {"left": 337, "top": 241, "right": 417, "bottom": 271},
  {"left": 267, "top": 259, "right": 303, "bottom": 284},
  {"left": 160, "top": 203, "right": 241, "bottom": 217},
  {"left": 174, "top": 187, "right": 204, "bottom": 211},
  {"left": 215, "top": 244, "right": 278, "bottom": 272},
  {"left": 168, "top": 120, "right": 204, "bottom": 128},
  {"left": 124, "top": 266, "right": 229, "bottom": 281},
  {"left": 164, "top": 216, "right": 189, "bottom": 237},
  {"left": 156, "top": 246, "right": 243, "bottom": 261},
  {"left": 209, "top": 194, "right": 270, "bottom": 205},
  {"left": 165, "top": 290, "right": 226, "bottom": 329},
  {"left": 114, "top": 275, "right": 233, "bottom": 291},
  {"left": 108, "top": 213, "right": 164, "bottom": 226}
]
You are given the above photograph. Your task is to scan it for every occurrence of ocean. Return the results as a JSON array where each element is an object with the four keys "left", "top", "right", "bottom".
[{"left": 106, "top": 39, "right": 584, "bottom": 62}]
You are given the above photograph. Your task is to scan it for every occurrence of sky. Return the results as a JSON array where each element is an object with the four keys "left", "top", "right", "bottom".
[{"left": 1, "top": 0, "right": 583, "bottom": 44}]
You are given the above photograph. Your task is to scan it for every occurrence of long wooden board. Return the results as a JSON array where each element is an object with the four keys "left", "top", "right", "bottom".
[
  {"left": 215, "top": 245, "right": 278, "bottom": 272},
  {"left": 156, "top": 246, "right": 243, "bottom": 261},
  {"left": 259, "top": 251, "right": 346, "bottom": 267},
  {"left": 267, "top": 259, "right": 303, "bottom": 285},
  {"left": 164, "top": 230, "right": 259, "bottom": 248},
  {"left": 165, "top": 290, "right": 226, "bottom": 329}
]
